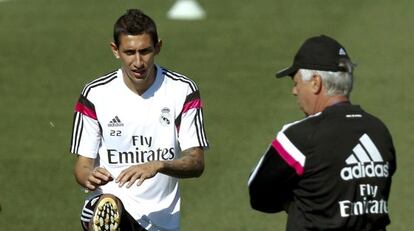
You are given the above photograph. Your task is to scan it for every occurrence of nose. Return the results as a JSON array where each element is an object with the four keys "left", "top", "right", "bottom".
[{"left": 133, "top": 53, "right": 143, "bottom": 68}]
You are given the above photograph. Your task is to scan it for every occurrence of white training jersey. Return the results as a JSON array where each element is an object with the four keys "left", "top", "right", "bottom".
[{"left": 70, "top": 65, "right": 209, "bottom": 231}]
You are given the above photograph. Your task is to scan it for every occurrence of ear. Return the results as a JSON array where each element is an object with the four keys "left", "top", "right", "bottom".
[
  {"left": 110, "top": 42, "right": 120, "bottom": 59},
  {"left": 311, "top": 74, "right": 323, "bottom": 94},
  {"left": 154, "top": 39, "right": 162, "bottom": 55}
]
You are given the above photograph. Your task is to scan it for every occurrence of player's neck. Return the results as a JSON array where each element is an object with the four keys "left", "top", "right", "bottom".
[
  {"left": 311, "top": 95, "right": 349, "bottom": 115},
  {"left": 321, "top": 96, "right": 349, "bottom": 111},
  {"left": 325, "top": 96, "right": 349, "bottom": 107},
  {"left": 123, "top": 67, "right": 157, "bottom": 96}
]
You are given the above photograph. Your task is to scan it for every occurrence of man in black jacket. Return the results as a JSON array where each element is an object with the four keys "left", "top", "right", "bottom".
[{"left": 248, "top": 35, "right": 396, "bottom": 231}]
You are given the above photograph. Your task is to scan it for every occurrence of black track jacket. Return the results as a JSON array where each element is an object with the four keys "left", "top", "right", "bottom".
[{"left": 248, "top": 103, "right": 396, "bottom": 231}]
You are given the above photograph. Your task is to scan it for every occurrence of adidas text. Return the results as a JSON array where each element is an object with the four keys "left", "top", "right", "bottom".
[
  {"left": 340, "top": 162, "right": 389, "bottom": 181},
  {"left": 108, "top": 116, "right": 124, "bottom": 127},
  {"left": 108, "top": 123, "right": 124, "bottom": 127}
]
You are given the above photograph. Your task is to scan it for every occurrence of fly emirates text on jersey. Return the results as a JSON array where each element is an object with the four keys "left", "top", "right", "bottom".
[{"left": 107, "top": 135, "right": 175, "bottom": 164}]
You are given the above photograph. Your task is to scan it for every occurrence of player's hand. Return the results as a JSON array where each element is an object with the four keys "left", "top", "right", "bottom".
[
  {"left": 85, "top": 167, "right": 113, "bottom": 191},
  {"left": 116, "top": 161, "right": 164, "bottom": 188}
]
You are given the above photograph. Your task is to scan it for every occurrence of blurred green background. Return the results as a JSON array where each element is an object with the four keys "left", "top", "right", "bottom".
[{"left": 0, "top": 0, "right": 413, "bottom": 230}]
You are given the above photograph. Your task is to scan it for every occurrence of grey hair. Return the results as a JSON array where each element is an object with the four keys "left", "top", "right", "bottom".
[{"left": 299, "top": 69, "right": 353, "bottom": 97}]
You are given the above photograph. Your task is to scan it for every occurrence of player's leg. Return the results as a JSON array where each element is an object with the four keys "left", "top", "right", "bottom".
[
  {"left": 90, "top": 194, "right": 121, "bottom": 231},
  {"left": 119, "top": 208, "right": 147, "bottom": 231},
  {"left": 80, "top": 193, "right": 147, "bottom": 231},
  {"left": 80, "top": 194, "right": 102, "bottom": 231}
]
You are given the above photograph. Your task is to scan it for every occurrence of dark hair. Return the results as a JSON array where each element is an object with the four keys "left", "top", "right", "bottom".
[{"left": 113, "top": 9, "right": 158, "bottom": 47}]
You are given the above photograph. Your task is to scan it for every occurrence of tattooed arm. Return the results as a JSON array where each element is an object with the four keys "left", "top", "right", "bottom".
[
  {"left": 116, "top": 147, "right": 205, "bottom": 188},
  {"left": 160, "top": 147, "right": 205, "bottom": 178}
]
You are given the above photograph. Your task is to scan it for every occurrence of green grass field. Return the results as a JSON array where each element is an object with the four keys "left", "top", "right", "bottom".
[{"left": 1, "top": 0, "right": 413, "bottom": 230}]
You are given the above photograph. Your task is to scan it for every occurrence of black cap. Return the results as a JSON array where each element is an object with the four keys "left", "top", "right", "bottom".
[{"left": 275, "top": 35, "right": 352, "bottom": 78}]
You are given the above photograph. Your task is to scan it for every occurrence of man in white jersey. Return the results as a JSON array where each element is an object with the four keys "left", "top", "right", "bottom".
[{"left": 70, "top": 9, "right": 209, "bottom": 231}]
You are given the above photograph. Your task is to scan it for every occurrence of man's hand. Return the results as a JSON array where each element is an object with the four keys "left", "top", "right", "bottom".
[
  {"left": 116, "top": 161, "right": 164, "bottom": 188},
  {"left": 74, "top": 156, "right": 113, "bottom": 191},
  {"left": 85, "top": 167, "right": 113, "bottom": 190}
]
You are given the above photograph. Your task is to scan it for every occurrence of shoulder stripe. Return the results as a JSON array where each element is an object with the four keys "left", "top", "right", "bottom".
[
  {"left": 272, "top": 132, "right": 305, "bottom": 176},
  {"left": 162, "top": 68, "right": 198, "bottom": 92},
  {"left": 71, "top": 71, "right": 117, "bottom": 154},
  {"left": 81, "top": 71, "right": 118, "bottom": 97},
  {"left": 75, "top": 95, "right": 97, "bottom": 120},
  {"left": 271, "top": 113, "right": 322, "bottom": 175},
  {"left": 195, "top": 108, "right": 209, "bottom": 147},
  {"left": 175, "top": 107, "right": 208, "bottom": 148},
  {"left": 280, "top": 112, "right": 322, "bottom": 132},
  {"left": 75, "top": 102, "right": 97, "bottom": 120},
  {"left": 182, "top": 90, "right": 202, "bottom": 114},
  {"left": 85, "top": 70, "right": 117, "bottom": 87},
  {"left": 185, "top": 90, "right": 200, "bottom": 102},
  {"left": 182, "top": 99, "right": 202, "bottom": 114},
  {"left": 70, "top": 112, "right": 83, "bottom": 153},
  {"left": 162, "top": 67, "right": 208, "bottom": 147}
]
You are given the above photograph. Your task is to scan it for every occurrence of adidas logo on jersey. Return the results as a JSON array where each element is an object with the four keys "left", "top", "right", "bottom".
[
  {"left": 340, "top": 134, "right": 389, "bottom": 181},
  {"left": 108, "top": 116, "right": 124, "bottom": 127}
]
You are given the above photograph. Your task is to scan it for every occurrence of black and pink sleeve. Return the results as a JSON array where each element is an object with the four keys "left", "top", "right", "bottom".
[{"left": 248, "top": 130, "right": 305, "bottom": 213}]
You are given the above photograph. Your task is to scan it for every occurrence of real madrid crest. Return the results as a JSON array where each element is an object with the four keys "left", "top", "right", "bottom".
[{"left": 159, "top": 107, "right": 171, "bottom": 126}]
